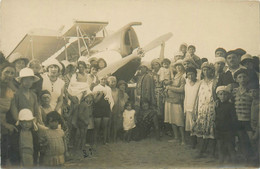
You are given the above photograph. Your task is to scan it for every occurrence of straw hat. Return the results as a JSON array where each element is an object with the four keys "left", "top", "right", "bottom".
[
  {"left": 8, "top": 52, "right": 29, "bottom": 64},
  {"left": 240, "top": 54, "right": 253, "bottom": 65},
  {"left": 216, "top": 86, "right": 230, "bottom": 94},
  {"left": 15, "top": 67, "right": 40, "bottom": 83},
  {"left": 172, "top": 59, "right": 184, "bottom": 68},
  {"left": 214, "top": 57, "right": 226, "bottom": 64},
  {"left": 42, "top": 58, "right": 62, "bottom": 71}
]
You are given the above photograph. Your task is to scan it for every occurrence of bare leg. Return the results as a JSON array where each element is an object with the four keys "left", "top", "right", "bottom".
[
  {"left": 179, "top": 126, "right": 185, "bottom": 144},
  {"left": 172, "top": 124, "right": 179, "bottom": 140},
  {"left": 102, "top": 117, "right": 110, "bottom": 144}
]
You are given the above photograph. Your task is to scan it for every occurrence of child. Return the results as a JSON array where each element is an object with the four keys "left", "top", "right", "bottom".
[
  {"left": 123, "top": 101, "right": 136, "bottom": 142},
  {"left": 28, "top": 59, "right": 43, "bottom": 97},
  {"left": 11, "top": 67, "right": 41, "bottom": 123},
  {"left": 39, "top": 90, "right": 53, "bottom": 126},
  {"left": 16, "top": 109, "right": 39, "bottom": 167},
  {"left": 232, "top": 68, "right": 253, "bottom": 161},
  {"left": 72, "top": 93, "right": 94, "bottom": 149},
  {"left": 38, "top": 111, "right": 67, "bottom": 167},
  {"left": 87, "top": 65, "right": 99, "bottom": 91},
  {"left": 215, "top": 86, "right": 237, "bottom": 164},
  {"left": 184, "top": 67, "right": 201, "bottom": 148},
  {"left": 157, "top": 58, "right": 172, "bottom": 84},
  {"left": 185, "top": 45, "right": 201, "bottom": 69}
]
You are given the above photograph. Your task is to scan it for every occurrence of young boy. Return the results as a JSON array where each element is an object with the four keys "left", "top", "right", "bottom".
[
  {"left": 215, "top": 86, "right": 237, "bottom": 164},
  {"left": 11, "top": 67, "right": 41, "bottom": 123},
  {"left": 232, "top": 68, "right": 253, "bottom": 162},
  {"left": 39, "top": 90, "right": 53, "bottom": 126},
  {"left": 185, "top": 45, "right": 201, "bottom": 69},
  {"left": 157, "top": 58, "right": 172, "bottom": 83}
]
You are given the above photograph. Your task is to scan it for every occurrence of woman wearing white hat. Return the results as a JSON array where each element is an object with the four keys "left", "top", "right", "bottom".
[{"left": 42, "top": 59, "right": 65, "bottom": 114}]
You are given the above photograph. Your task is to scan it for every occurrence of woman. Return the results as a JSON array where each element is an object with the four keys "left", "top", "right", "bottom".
[
  {"left": 0, "top": 62, "right": 18, "bottom": 166},
  {"left": 93, "top": 76, "right": 114, "bottom": 145},
  {"left": 192, "top": 62, "right": 216, "bottom": 158},
  {"left": 42, "top": 59, "right": 65, "bottom": 114},
  {"left": 164, "top": 60, "right": 186, "bottom": 145}
]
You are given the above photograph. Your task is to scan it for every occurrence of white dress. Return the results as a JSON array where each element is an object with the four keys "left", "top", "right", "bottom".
[
  {"left": 184, "top": 80, "right": 201, "bottom": 131},
  {"left": 42, "top": 74, "right": 65, "bottom": 114},
  {"left": 123, "top": 110, "right": 136, "bottom": 131}
]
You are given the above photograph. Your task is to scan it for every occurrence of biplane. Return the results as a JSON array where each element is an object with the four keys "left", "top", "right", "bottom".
[{"left": 7, "top": 21, "right": 172, "bottom": 81}]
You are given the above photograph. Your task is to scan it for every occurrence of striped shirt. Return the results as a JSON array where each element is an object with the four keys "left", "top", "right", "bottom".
[{"left": 232, "top": 88, "right": 253, "bottom": 121}]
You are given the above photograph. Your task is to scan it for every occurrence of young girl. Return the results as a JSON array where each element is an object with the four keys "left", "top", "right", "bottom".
[
  {"left": 165, "top": 60, "right": 186, "bottom": 145},
  {"left": 38, "top": 111, "right": 67, "bottom": 167},
  {"left": 39, "top": 90, "right": 52, "bottom": 126},
  {"left": 93, "top": 76, "right": 114, "bottom": 145},
  {"left": 123, "top": 101, "right": 136, "bottom": 142},
  {"left": 157, "top": 58, "right": 172, "bottom": 84},
  {"left": 184, "top": 67, "right": 201, "bottom": 148},
  {"left": 192, "top": 62, "right": 216, "bottom": 158},
  {"left": 16, "top": 109, "right": 39, "bottom": 167},
  {"left": 72, "top": 93, "right": 94, "bottom": 149}
]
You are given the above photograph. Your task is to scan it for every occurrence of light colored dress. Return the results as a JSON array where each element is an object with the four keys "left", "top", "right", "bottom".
[
  {"left": 164, "top": 73, "right": 185, "bottom": 127},
  {"left": 41, "top": 128, "right": 65, "bottom": 166},
  {"left": 42, "top": 74, "right": 65, "bottom": 114},
  {"left": 184, "top": 80, "right": 201, "bottom": 131},
  {"left": 123, "top": 110, "right": 136, "bottom": 131},
  {"left": 192, "top": 80, "right": 215, "bottom": 139}
]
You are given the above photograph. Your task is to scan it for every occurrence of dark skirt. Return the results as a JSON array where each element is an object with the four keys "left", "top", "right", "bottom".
[{"left": 93, "top": 96, "right": 111, "bottom": 118}]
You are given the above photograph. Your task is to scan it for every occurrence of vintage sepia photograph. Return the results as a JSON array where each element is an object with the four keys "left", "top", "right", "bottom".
[{"left": 0, "top": 0, "right": 259, "bottom": 168}]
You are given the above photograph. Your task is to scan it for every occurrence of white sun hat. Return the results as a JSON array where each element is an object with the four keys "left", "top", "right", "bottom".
[
  {"left": 15, "top": 67, "right": 40, "bottom": 83},
  {"left": 42, "top": 58, "right": 62, "bottom": 71},
  {"left": 16, "top": 109, "right": 38, "bottom": 130},
  {"left": 216, "top": 85, "right": 230, "bottom": 94}
]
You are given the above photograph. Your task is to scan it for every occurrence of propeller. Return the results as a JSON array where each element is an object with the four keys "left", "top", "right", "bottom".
[{"left": 97, "top": 32, "right": 173, "bottom": 78}]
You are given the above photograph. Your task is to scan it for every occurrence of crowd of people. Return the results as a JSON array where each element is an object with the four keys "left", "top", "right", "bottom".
[{"left": 0, "top": 42, "right": 259, "bottom": 167}]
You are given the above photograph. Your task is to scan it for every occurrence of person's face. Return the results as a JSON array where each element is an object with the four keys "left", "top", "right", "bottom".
[
  {"left": 217, "top": 91, "right": 229, "bottom": 102},
  {"left": 249, "top": 89, "right": 259, "bottom": 99},
  {"left": 180, "top": 45, "right": 187, "bottom": 53},
  {"left": 91, "top": 67, "right": 97, "bottom": 75},
  {"left": 29, "top": 63, "right": 41, "bottom": 74},
  {"left": 183, "top": 61, "right": 192, "bottom": 70},
  {"left": 48, "top": 65, "right": 59, "bottom": 76},
  {"left": 49, "top": 120, "right": 59, "bottom": 129},
  {"left": 152, "top": 63, "right": 160, "bottom": 71},
  {"left": 226, "top": 54, "right": 240, "bottom": 69},
  {"left": 142, "top": 102, "right": 149, "bottom": 110},
  {"left": 126, "top": 104, "right": 132, "bottom": 111},
  {"left": 202, "top": 67, "right": 210, "bottom": 78},
  {"left": 162, "top": 63, "right": 169, "bottom": 68},
  {"left": 21, "top": 77, "right": 34, "bottom": 89},
  {"left": 242, "top": 60, "right": 254, "bottom": 70},
  {"left": 41, "top": 94, "right": 51, "bottom": 106},
  {"left": 214, "top": 62, "right": 225, "bottom": 73},
  {"left": 100, "top": 77, "right": 107, "bottom": 86},
  {"left": 187, "top": 72, "right": 196, "bottom": 82},
  {"left": 14, "top": 59, "right": 26, "bottom": 73},
  {"left": 140, "top": 66, "right": 147, "bottom": 74},
  {"left": 1, "top": 66, "right": 15, "bottom": 83},
  {"left": 20, "top": 120, "right": 33, "bottom": 130},
  {"left": 108, "top": 79, "right": 117, "bottom": 88},
  {"left": 66, "top": 65, "right": 75, "bottom": 74},
  {"left": 188, "top": 47, "right": 195, "bottom": 55},
  {"left": 98, "top": 60, "right": 106, "bottom": 69},
  {"left": 78, "top": 63, "right": 85, "bottom": 73},
  {"left": 119, "top": 84, "right": 126, "bottom": 91},
  {"left": 236, "top": 73, "right": 248, "bottom": 86},
  {"left": 215, "top": 51, "right": 226, "bottom": 58},
  {"left": 175, "top": 64, "right": 184, "bottom": 73}
]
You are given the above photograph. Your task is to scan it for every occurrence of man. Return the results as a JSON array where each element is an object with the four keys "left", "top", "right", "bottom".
[{"left": 217, "top": 50, "right": 246, "bottom": 88}]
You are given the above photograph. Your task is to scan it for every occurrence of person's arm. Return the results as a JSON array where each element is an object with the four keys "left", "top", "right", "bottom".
[
  {"left": 166, "top": 77, "right": 185, "bottom": 93},
  {"left": 55, "top": 86, "right": 65, "bottom": 112}
]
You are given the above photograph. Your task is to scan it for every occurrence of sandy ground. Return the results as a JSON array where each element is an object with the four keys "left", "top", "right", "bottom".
[{"left": 64, "top": 134, "right": 257, "bottom": 169}]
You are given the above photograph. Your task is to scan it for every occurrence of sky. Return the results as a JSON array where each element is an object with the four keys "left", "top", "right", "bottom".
[{"left": 0, "top": 0, "right": 259, "bottom": 62}]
